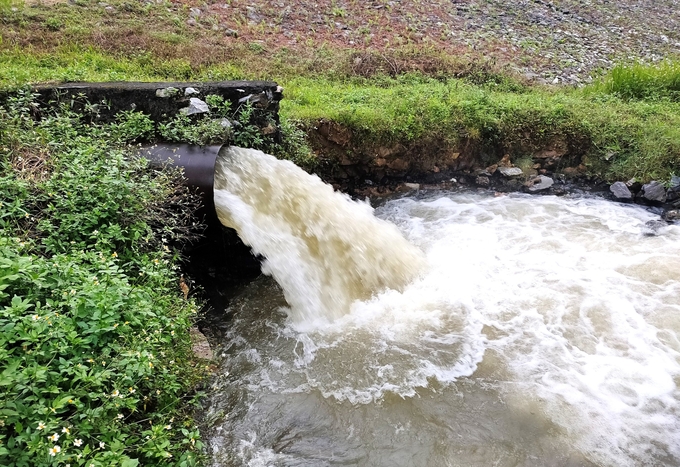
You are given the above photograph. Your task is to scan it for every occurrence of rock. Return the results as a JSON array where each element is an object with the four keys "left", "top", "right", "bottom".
[
  {"left": 387, "top": 158, "right": 409, "bottom": 171},
  {"left": 498, "top": 154, "right": 512, "bottom": 167},
  {"left": 526, "top": 175, "right": 554, "bottom": 192},
  {"left": 190, "top": 327, "right": 213, "bottom": 360},
  {"left": 180, "top": 97, "right": 210, "bottom": 116},
  {"left": 155, "top": 87, "right": 179, "bottom": 98},
  {"left": 667, "top": 176, "right": 680, "bottom": 201},
  {"left": 499, "top": 167, "right": 523, "bottom": 177},
  {"left": 189, "top": 7, "right": 201, "bottom": 18},
  {"left": 642, "top": 220, "right": 668, "bottom": 236},
  {"left": 662, "top": 210, "right": 680, "bottom": 222},
  {"left": 261, "top": 123, "right": 277, "bottom": 135},
  {"left": 219, "top": 118, "right": 232, "bottom": 129},
  {"left": 476, "top": 175, "right": 490, "bottom": 187},
  {"left": 224, "top": 28, "right": 239, "bottom": 37},
  {"left": 609, "top": 181, "right": 632, "bottom": 200},
  {"left": 640, "top": 181, "right": 667, "bottom": 203},
  {"left": 403, "top": 183, "right": 420, "bottom": 191},
  {"left": 670, "top": 175, "right": 680, "bottom": 189},
  {"left": 184, "top": 87, "right": 200, "bottom": 96}
]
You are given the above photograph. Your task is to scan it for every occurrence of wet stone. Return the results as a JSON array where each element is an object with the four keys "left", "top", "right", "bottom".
[
  {"left": 640, "top": 181, "right": 667, "bottom": 203},
  {"left": 499, "top": 167, "right": 523, "bottom": 177},
  {"left": 609, "top": 181, "right": 632, "bottom": 200},
  {"left": 663, "top": 210, "right": 680, "bottom": 222},
  {"left": 526, "top": 175, "right": 554, "bottom": 192}
]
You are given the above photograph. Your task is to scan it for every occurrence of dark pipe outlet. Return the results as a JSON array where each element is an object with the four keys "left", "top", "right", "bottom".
[
  {"left": 138, "top": 143, "right": 262, "bottom": 313},
  {"left": 139, "top": 143, "right": 222, "bottom": 198}
]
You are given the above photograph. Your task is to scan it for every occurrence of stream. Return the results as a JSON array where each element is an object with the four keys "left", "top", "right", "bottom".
[{"left": 203, "top": 148, "right": 680, "bottom": 467}]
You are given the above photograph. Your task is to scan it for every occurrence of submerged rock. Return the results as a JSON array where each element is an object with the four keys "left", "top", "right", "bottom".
[
  {"left": 642, "top": 219, "right": 668, "bottom": 236},
  {"left": 610, "top": 181, "right": 632, "bottom": 200}
]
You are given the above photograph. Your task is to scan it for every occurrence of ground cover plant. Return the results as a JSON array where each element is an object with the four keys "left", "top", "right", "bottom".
[{"left": 0, "top": 89, "right": 206, "bottom": 466}]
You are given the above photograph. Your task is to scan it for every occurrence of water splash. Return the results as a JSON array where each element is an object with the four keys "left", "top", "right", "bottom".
[
  {"left": 206, "top": 190, "right": 680, "bottom": 467},
  {"left": 213, "top": 146, "right": 425, "bottom": 324}
]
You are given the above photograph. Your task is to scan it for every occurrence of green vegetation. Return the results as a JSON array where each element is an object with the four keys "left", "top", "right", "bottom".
[
  {"left": 1, "top": 43, "right": 678, "bottom": 181},
  {"left": 0, "top": 90, "right": 206, "bottom": 466},
  {"left": 282, "top": 75, "right": 680, "bottom": 181},
  {"left": 590, "top": 61, "right": 680, "bottom": 102}
]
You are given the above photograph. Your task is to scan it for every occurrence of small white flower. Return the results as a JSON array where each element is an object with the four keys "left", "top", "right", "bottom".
[
  {"left": 49, "top": 445, "right": 61, "bottom": 456},
  {"left": 99, "top": 441, "right": 105, "bottom": 449},
  {"left": 117, "top": 413, "right": 123, "bottom": 419},
  {"left": 49, "top": 433, "right": 59, "bottom": 442},
  {"left": 164, "top": 425, "right": 171, "bottom": 430},
  {"left": 61, "top": 427, "right": 70, "bottom": 434},
  {"left": 111, "top": 389, "right": 119, "bottom": 397},
  {"left": 37, "top": 422, "right": 46, "bottom": 430},
  {"left": 32, "top": 315, "right": 40, "bottom": 321},
  {"left": 74, "top": 438, "right": 83, "bottom": 447}
]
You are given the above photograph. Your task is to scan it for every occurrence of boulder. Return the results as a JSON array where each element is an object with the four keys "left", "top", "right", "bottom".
[
  {"left": 526, "top": 175, "right": 554, "bottom": 192},
  {"left": 667, "top": 175, "right": 680, "bottom": 202},
  {"left": 662, "top": 210, "right": 680, "bottom": 222},
  {"left": 609, "top": 181, "right": 632, "bottom": 200},
  {"left": 475, "top": 175, "right": 490, "bottom": 187},
  {"left": 180, "top": 97, "right": 210, "bottom": 116},
  {"left": 498, "top": 167, "right": 523, "bottom": 177},
  {"left": 640, "top": 181, "right": 667, "bottom": 203}
]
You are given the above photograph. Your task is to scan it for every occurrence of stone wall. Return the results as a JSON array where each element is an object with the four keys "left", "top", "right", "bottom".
[{"left": 31, "top": 80, "right": 282, "bottom": 138}]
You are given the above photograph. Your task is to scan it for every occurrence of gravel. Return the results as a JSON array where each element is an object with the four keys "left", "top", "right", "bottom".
[{"left": 206, "top": 0, "right": 680, "bottom": 83}]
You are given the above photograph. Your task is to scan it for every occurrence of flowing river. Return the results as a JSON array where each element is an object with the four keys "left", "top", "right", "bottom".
[{"left": 205, "top": 147, "right": 680, "bottom": 467}]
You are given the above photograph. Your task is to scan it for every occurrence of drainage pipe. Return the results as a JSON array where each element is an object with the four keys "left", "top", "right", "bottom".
[{"left": 139, "top": 143, "right": 222, "bottom": 198}]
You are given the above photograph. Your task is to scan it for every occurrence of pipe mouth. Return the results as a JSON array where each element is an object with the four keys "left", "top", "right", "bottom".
[{"left": 138, "top": 143, "right": 223, "bottom": 197}]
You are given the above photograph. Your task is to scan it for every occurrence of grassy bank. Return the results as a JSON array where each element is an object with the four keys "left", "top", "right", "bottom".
[
  {"left": 0, "top": 91, "right": 206, "bottom": 466},
  {"left": 2, "top": 44, "right": 679, "bottom": 182}
]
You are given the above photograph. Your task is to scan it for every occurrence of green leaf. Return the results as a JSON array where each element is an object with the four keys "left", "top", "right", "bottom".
[{"left": 121, "top": 458, "right": 140, "bottom": 467}]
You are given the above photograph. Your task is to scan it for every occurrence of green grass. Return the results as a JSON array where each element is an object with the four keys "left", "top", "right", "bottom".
[
  {"left": 1, "top": 46, "right": 679, "bottom": 182},
  {"left": 590, "top": 61, "right": 680, "bottom": 101},
  {"left": 282, "top": 75, "right": 680, "bottom": 181}
]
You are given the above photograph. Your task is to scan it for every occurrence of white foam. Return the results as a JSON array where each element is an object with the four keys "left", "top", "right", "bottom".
[
  {"left": 213, "top": 146, "right": 425, "bottom": 324},
  {"left": 212, "top": 152, "right": 680, "bottom": 466}
]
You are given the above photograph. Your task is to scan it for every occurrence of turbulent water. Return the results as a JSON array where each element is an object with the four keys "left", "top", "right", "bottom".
[
  {"left": 213, "top": 146, "right": 424, "bottom": 324},
  {"left": 209, "top": 147, "right": 680, "bottom": 467}
]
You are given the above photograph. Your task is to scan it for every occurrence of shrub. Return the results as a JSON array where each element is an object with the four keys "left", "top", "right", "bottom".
[{"left": 0, "top": 89, "right": 206, "bottom": 467}]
